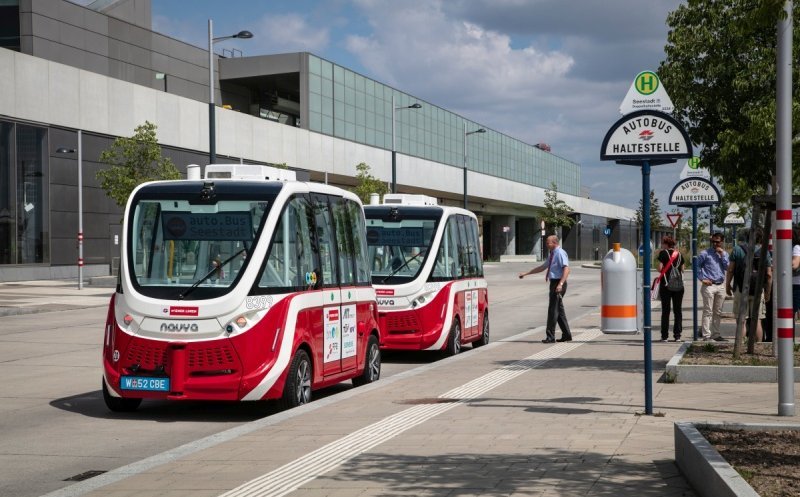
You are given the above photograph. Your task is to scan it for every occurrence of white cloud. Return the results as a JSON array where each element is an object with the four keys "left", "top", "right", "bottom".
[{"left": 342, "top": 0, "right": 684, "bottom": 210}]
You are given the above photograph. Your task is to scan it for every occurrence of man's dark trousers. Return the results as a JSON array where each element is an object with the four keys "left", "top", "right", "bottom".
[{"left": 546, "top": 280, "right": 571, "bottom": 341}]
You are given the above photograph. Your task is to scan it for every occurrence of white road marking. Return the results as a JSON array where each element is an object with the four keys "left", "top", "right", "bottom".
[{"left": 219, "top": 329, "right": 603, "bottom": 497}]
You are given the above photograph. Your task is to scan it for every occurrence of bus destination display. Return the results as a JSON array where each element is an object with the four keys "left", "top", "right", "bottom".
[{"left": 162, "top": 212, "right": 253, "bottom": 241}]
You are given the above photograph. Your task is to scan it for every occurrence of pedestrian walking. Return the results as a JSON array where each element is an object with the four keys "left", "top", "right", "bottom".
[
  {"left": 657, "top": 236, "right": 683, "bottom": 342},
  {"left": 518, "top": 235, "right": 572, "bottom": 343},
  {"left": 696, "top": 232, "right": 729, "bottom": 341}
]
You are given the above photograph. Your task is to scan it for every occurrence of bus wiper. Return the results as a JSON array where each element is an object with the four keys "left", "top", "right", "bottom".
[
  {"left": 381, "top": 248, "right": 427, "bottom": 283},
  {"left": 178, "top": 247, "right": 248, "bottom": 300}
]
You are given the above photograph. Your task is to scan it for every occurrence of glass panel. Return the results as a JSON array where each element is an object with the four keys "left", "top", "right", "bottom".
[
  {"left": 347, "top": 200, "right": 370, "bottom": 284},
  {"left": 312, "top": 195, "right": 338, "bottom": 286},
  {"left": 0, "top": 122, "right": 13, "bottom": 264},
  {"left": 130, "top": 198, "right": 269, "bottom": 298},
  {"left": 431, "top": 217, "right": 460, "bottom": 281},
  {"left": 365, "top": 215, "right": 438, "bottom": 284},
  {"left": 456, "top": 215, "right": 469, "bottom": 278},
  {"left": 16, "top": 125, "right": 47, "bottom": 264},
  {"left": 259, "top": 197, "right": 316, "bottom": 291},
  {"left": 331, "top": 197, "right": 355, "bottom": 286}
]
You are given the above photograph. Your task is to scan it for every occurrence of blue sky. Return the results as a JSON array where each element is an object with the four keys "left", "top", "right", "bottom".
[{"left": 148, "top": 0, "right": 686, "bottom": 212}]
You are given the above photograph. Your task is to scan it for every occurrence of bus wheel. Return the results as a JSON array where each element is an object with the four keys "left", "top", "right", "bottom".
[
  {"left": 102, "top": 378, "right": 142, "bottom": 412},
  {"left": 280, "top": 349, "right": 312, "bottom": 409},
  {"left": 474, "top": 312, "right": 490, "bottom": 348},
  {"left": 445, "top": 318, "right": 462, "bottom": 356},
  {"left": 353, "top": 335, "right": 381, "bottom": 387}
]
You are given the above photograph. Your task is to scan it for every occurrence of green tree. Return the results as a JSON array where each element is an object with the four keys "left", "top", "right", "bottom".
[
  {"left": 352, "top": 162, "right": 388, "bottom": 204},
  {"left": 541, "top": 182, "right": 575, "bottom": 234},
  {"left": 658, "top": 0, "right": 800, "bottom": 191},
  {"left": 97, "top": 121, "right": 181, "bottom": 208},
  {"left": 634, "top": 190, "right": 665, "bottom": 230}
]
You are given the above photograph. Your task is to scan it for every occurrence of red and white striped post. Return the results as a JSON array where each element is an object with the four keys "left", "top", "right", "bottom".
[{"left": 775, "top": 0, "right": 794, "bottom": 416}]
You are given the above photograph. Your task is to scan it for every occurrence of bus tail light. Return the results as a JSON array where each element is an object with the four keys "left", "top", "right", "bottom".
[{"left": 123, "top": 314, "right": 134, "bottom": 326}]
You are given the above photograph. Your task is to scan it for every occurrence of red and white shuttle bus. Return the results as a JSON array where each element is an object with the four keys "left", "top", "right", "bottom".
[
  {"left": 102, "top": 165, "right": 381, "bottom": 411},
  {"left": 364, "top": 194, "right": 488, "bottom": 355}
]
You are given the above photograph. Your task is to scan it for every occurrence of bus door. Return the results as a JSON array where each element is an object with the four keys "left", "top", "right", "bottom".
[
  {"left": 331, "top": 196, "right": 361, "bottom": 373},
  {"left": 457, "top": 214, "right": 479, "bottom": 339},
  {"left": 312, "top": 194, "right": 345, "bottom": 376}
]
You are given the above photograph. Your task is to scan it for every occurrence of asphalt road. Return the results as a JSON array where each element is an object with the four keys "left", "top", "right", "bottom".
[{"left": 0, "top": 263, "right": 604, "bottom": 497}]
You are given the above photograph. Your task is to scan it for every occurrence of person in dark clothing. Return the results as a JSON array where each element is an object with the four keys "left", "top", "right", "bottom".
[
  {"left": 518, "top": 235, "right": 572, "bottom": 343},
  {"left": 657, "top": 236, "right": 684, "bottom": 342}
]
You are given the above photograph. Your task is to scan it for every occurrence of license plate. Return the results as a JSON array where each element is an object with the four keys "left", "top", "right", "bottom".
[{"left": 120, "top": 376, "right": 170, "bottom": 392}]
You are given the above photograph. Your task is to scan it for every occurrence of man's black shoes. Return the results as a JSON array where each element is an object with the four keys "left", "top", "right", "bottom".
[
  {"left": 557, "top": 336, "right": 572, "bottom": 342},
  {"left": 541, "top": 338, "right": 555, "bottom": 343}
]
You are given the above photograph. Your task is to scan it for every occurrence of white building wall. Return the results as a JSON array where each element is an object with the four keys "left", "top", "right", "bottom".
[{"left": 0, "top": 48, "right": 635, "bottom": 221}]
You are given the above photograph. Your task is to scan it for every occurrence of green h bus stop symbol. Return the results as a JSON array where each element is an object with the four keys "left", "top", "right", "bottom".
[{"left": 635, "top": 71, "right": 659, "bottom": 95}]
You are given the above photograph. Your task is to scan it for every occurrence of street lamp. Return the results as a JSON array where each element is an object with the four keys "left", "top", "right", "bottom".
[
  {"left": 208, "top": 19, "right": 253, "bottom": 163},
  {"left": 56, "top": 129, "right": 83, "bottom": 290},
  {"left": 463, "top": 124, "right": 486, "bottom": 209},
  {"left": 155, "top": 72, "right": 168, "bottom": 92},
  {"left": 391, "top": 96, "right": 421, "bottom": 193}
]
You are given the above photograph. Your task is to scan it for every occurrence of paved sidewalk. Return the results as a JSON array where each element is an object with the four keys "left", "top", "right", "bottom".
[
  {"left": 0, "top": 280, "right": 112, "bottom": 317},
  {"left": 44, "top": 305, "right": 796, "bottom": 497}
]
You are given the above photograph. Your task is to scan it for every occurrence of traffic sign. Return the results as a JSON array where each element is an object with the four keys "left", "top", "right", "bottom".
[
  {"left": 603, "top": 225, "right": 612, "bottom": 237},
  {"left": 600, "top": 110, "right": 692, "bottom": 163},
  {"left": 668, "top": 178, "right": 721, "bottom": 207},
  {"left": 619, "top": 71, "right": 674, "bottom": 115},
  {"left": 666, "top": 213, "right": 682, "bottom": 228},
  {"left": 724, "top": 214, "right": 745, "bottom": 226}
]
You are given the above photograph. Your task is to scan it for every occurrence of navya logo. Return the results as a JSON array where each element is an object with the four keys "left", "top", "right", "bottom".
[{"left": 160, "top": 322, "right": 199, "bottom": 332}]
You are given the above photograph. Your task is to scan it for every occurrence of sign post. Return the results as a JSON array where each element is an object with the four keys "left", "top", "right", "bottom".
[
  {"left": 601, "top": 84, "right": 692, "bottom": 415},
  {"left": 668, "top": 177, "right": 721, "bottom": 340}
]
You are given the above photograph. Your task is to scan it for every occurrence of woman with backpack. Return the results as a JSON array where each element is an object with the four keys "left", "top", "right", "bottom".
[{"left": 657, "top": 236, "right": 684, "bottom": 342}]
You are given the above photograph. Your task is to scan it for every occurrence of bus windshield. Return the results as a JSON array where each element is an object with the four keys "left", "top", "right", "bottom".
[
  {"left": 366, "top": 217, "right": 438, "bottom": 284},
  {"left": 128, "top": 198, "right": 271, "bottom": 299}
]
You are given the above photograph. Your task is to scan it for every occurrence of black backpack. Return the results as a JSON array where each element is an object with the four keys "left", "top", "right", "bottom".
[{"left": 666, "top": 252, "right": 683, "bottom": 291}]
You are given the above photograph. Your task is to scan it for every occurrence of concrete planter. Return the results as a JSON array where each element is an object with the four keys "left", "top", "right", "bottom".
[
  {"left": 665, "top": 341, "right": 800, "bottom": 383},
  {"left": 675, "top": 422, "right": 800, "bottom": 497}
]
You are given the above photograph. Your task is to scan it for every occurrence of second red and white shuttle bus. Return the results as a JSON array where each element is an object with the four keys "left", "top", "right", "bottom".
[{"left": 364, "top": 194, "right": 489, "bottom": 355}]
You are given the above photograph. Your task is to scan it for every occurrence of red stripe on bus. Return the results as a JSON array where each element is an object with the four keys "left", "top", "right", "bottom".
[
  {"left": 778, "top": 328, "right": 795, "bottom": 339},
  {"left": 777, "top": 210, "right": 792, "bottom": 220}
]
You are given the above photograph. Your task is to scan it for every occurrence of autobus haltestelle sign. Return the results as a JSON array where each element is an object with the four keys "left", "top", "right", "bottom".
[
  {"left": 600, "top": 110, "right": 692, "bottom": 162},
  {"left": 668, "top": 178, "right": 721, "bottom": 207}
]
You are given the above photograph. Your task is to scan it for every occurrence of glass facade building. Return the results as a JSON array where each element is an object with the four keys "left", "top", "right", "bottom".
[
  {"left": 0, "top": 120, "right": 49, "bottom": 265},
  {"left": 305, "top": 54, "right": 580, "bottom": 196}
]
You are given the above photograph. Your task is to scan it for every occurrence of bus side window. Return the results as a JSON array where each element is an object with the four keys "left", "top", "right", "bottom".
[
  {"left": 347, "top": 199, "right": 370, "bottom": 285},
  {"left": 312, "top": 195, "right": 338, "bottom": 288},
  {"left": 259, "top": 197, "right": 315, "bottom": 291},
  {"left": 456, "top": 215, "right": 470, "bottom": 278},
  {"left": 469, "top": 218, "right": 483, "bottom": 276},
  {"left": 431, "top": 215, "right": 460, "bottom": 281},
  {"left": 331, "top": 197, "right": 355, "bottom": 286}
]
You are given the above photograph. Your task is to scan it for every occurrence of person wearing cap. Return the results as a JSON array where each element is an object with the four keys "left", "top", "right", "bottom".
[{"left": 696, "top": 232, "right": 729, "bottom": 341}]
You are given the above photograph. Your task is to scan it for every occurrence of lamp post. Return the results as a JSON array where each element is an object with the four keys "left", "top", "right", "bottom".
[
  {"left": 56, "top": 129, "right": 83, "bottom": 289},
  {"left": 155, "top": 72, "right": 168, "bottom": 92},
  {"left": 208, "top": 19, "right": 252, "bottom": 163},
  {"left": 463, "top": 124, "right": 486, "bottom": 209},
  {"left": 391, "top": 96, "right": 421, "bottom": 193}
]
